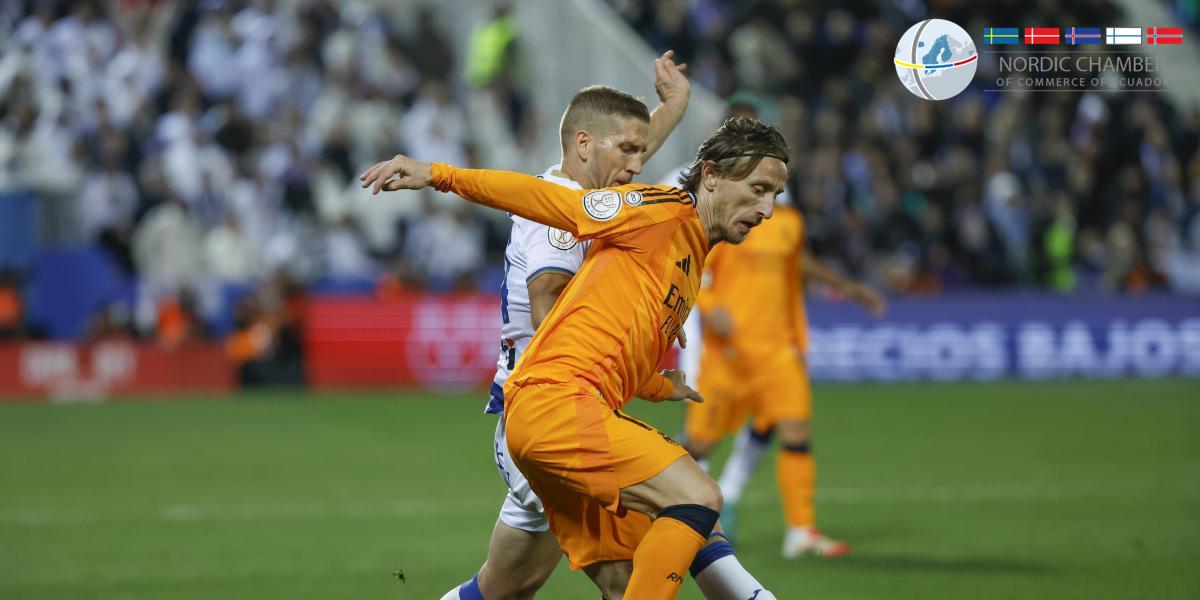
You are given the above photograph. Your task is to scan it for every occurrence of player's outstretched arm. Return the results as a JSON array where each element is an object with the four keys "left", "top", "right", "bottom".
[
  {"left": 362, "top": 154, "right": 686, "bottom": 241},
  {"left": 644, "top": 50, "right": 690, "bottom": 164},
  {"left": 800, "top": 248, "right": 888, "bottom": 317}
]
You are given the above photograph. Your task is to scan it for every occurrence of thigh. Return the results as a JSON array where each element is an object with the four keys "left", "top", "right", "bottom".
[
  {"left": 540, "top": 495, "right": 652, "bottom": 570},
  {"left": 505, "top": 383, "right": 688, "bottom": 512},
  {"left": 494, "top": 416, "right": 548, "bottom": 532},
  {"left": 504, "top": 383, "right": 684, "bottom": 569},
  {"left": 750, "top": 349, "right": 811, "bottom": 428}
]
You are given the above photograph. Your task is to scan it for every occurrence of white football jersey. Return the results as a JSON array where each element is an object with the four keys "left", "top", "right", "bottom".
[{"left": 485, "top": 165, "right": 592, "bottom": 413}]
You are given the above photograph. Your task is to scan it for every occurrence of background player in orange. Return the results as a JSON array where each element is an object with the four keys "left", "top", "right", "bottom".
[
  {"left": 361, "top": 116, "right": 789, "bottom": 599},
  {"left": 683, "top": 192, "right": 886, "bottom": 558}
]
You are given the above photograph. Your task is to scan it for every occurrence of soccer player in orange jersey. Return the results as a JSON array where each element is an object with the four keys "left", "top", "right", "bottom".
[
  {"left": 439, "top": 56, "right": 776, "bottom": 600},
  {"left": 361, "top": 116, "right": 788, "bottom": 599},
  {"left": 683, "top": 200, "right": 886, "bottom": 558}
]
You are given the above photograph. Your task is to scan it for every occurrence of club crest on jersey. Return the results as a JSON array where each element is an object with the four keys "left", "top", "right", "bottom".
[
  {"left": 547, "top": 227, "right": 578, "bottom": 250},
  {"left": 583, "top": 190, "right": 621, "bottom": 221},
  {"left": 624, "top": 190, "right": 644, "bottom": 206}
]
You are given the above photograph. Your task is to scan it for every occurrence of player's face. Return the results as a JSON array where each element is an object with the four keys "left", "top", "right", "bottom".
[
  {"left": 709, "top": 157, "right": 788, "bottom": 244},
  {"left": 587, "top": 117, "right": 649, "bottom": 187}
]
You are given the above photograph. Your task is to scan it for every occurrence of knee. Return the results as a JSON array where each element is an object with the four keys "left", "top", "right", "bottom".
[
  {"left": 776, "top": 419, "right": 811, "bottom": 447},
  {"left": 684, "top": 438, "right": 717, "bottom": 460},
  {"left": 679, "top": 474, "right": 723, "bottom": 512}
]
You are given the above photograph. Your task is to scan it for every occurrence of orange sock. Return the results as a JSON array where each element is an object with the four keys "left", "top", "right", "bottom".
[
  {"left": 777, "top": 446, "right": 815, "bottom": 528},
  {"left": 626, "top": 516, "right": 707, "bottom": 599}
]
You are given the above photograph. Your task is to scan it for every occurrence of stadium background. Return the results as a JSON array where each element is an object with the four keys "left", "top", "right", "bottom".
[{"left": 0, "top": 0, "right": 1197, "bottom": 598}]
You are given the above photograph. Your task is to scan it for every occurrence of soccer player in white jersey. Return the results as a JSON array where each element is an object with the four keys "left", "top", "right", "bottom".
[{"left": 441, "top": 52, "right": 776, "bottom": 600}]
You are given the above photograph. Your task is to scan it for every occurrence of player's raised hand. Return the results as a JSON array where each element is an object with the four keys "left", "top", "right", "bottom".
[
  {"left": 661, "top": 369, "right": 703, "bottom": 403},
  {"left": 653, "top": 49, "right": 689, "bottom": 110},
  {"left": 849, "top": 283, "right": 888, "bottom": 317},
  {"left": 359, "top": 154, "right": 434, "bottom": 195}
]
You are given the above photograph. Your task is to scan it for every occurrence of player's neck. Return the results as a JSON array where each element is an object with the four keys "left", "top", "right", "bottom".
[
  {"left": 558, "top": 157, "right": 604, "bottom": 189},
  {"left": 694, "top": 187, "right": 721, "bottom": 246}
]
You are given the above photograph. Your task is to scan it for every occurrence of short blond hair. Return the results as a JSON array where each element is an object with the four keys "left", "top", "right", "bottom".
[{"left": 559, "top": 85, "right": 650, "bottom": 152}]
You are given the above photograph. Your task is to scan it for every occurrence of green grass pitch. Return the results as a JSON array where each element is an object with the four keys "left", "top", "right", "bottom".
[{"left": 1, "top": 379, "right": 1198, "bottom": 599}]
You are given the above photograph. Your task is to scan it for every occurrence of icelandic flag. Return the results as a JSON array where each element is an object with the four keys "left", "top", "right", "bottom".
[
  {"left": 1024, "top": 27, "right": 1060, "bottom": 44},
  {"left": 983, "top": 27, "right": 1019, "bottom": 44},
  {"left": 1106, "top": 27, "right": 1141, "bottom": 44},
  {"left": 1145, "top": 27, "right": 1183, "bottom": 45},
  {"left": 1064, "top": 27, "right": 1102, "bottom": 45}
]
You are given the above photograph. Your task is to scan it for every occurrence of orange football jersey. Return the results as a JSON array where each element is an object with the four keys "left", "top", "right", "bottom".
[{"left": 431, "top": 164, "right": 708, "bottom": 409}]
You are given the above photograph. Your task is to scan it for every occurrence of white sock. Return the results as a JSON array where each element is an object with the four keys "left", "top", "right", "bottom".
[
  {"left": 694, "top": 554, "right": 777, "bottom": 600},
  {"left": 718, "top": 425, "right": 771, "bottom": 504}
]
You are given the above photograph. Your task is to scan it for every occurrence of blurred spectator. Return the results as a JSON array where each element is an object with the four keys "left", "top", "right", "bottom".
[
  {"left": 403, "top": 200, "right": 486, "bottom": 292},
  {"left": 132, "top": 199, "right": 204, "bottom": 294},
  {"left": 155, "top": 288, "right": 208, "bottom": 350},
  {"left": 83, "top": 302, "right": 137, "bottom": 344},
  {"left": 205, "top": 214, "right": 261, "bottom": 284},
  {"left": 0, "top": 268, "right": 27, "bottom": 339},
  {"left": 402, "top": 81, "right": 469, "bottom": 168},
  {"left": 226, "top": 271, "right": 305, "bottom": 385}
]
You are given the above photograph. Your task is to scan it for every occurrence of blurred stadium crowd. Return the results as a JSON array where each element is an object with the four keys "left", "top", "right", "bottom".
[
  {"left": 0, "top": 0, "right": 523, "bottom": 365},
  {"left": 1, "top": 0, "right": 1198, "bottom": 352},
  {"left": 607, "top": 0, "right": 1200, "bottom": 296}
]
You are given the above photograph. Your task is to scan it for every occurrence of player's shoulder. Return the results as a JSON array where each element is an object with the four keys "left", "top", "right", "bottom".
[{"left": 610, "top": 184, "right": 695, "bottom": 212}]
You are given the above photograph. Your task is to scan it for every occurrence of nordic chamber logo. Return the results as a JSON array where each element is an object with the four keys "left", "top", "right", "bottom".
[{"left": 894, "top": 19, "right": 979, "bottom": 101}]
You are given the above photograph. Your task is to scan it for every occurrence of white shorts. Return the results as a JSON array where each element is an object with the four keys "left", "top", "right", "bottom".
[{"left": 493, "top": 415, "right": 549, "bottom": 532}]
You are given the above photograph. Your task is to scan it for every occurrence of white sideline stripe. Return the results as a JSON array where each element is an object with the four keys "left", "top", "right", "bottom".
[{"left": 0, "top": 483, "right": 1143, "bottom": 526}]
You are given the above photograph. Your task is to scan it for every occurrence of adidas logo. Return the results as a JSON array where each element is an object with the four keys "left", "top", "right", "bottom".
[{"left": 674, "top": 255, "right": 692, "bottom": 275}]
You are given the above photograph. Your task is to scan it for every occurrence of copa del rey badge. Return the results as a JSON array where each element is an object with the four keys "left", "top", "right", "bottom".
[{"left": 583, "top": 190, "right": 622, "bottom": 221}]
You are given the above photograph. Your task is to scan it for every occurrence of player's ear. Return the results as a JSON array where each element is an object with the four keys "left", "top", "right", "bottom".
[
  {"left": 574, "top": 130, "right": 590, "bottom": 162},
  {"left": 701, "top": 160, "right": 719, "bottom": 191}
]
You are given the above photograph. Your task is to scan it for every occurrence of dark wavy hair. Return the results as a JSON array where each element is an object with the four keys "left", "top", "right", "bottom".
[{"left": 678, "top": 116, "right": 789, "bottom": 192}]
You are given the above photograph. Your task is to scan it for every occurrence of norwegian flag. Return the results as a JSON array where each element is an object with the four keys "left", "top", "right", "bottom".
[
  {"left": 1145, "top": 27, "right": 1183, "bottom": 45},
  {"left": 1024, "top": 27, "right": 1060, "bottom": 44}
]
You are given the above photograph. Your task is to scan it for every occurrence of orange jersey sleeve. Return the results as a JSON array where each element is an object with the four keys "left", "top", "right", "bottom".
[
  {"left": 635, "top": 372, "right": 674, "bottom": 402},
  {"left": 431, "top": 164, "right": 693, "bottom": 242}
]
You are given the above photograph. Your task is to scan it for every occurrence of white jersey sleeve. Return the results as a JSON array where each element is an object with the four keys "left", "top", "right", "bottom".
[{"left": 518, "top": 220, "right": 589, "bottom": 283}]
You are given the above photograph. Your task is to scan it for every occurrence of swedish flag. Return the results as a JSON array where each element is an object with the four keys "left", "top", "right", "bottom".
[{"left": 983, "top": 27, "right": 1019, "bottom": 45}]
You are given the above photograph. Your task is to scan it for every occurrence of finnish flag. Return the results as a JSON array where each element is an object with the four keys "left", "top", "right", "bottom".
[{"left": 1106, "top": 27, "right": 1141, "bottom": 45}]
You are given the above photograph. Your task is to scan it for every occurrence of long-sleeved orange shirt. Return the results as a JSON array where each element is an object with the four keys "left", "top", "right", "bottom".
[
  {"left": 431, "top": 164, "right": 708, "bottom": 409},
  {"left": 695, "top": 204, "right": 807, "bottom": 354}
]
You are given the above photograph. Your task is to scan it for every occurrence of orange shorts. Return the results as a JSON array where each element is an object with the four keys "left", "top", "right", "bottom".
[
  {"left": 503, "top": 382, "right": 689, "bottom": 569},
  {"left": 685, "top": 345, "right": 811, "bottom": 445}
]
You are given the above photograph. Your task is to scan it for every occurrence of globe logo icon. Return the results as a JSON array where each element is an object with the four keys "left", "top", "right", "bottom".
[{"left": 894, "top": 19, "right": 978, "bottom": 100}]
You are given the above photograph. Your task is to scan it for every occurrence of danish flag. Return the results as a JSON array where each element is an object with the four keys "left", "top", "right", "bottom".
[{"left": 1024, "top": 27, "right": 1060, "bottom": 44}]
